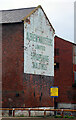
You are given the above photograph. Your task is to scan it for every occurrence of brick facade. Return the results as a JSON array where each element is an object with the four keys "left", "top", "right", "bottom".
[
  {"left": 54, "top": 36, "right": 76, "bottom": 105},
  {"left": 2, "top": 22, "right": 24, "bottom": 107},
  {"left": 2, "top": 22, "right": 54, "bottom": 108}
]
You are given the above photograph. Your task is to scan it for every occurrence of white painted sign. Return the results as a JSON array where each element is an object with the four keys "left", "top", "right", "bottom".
[{"left": 24, "top": 8, "right": 54, "bottom": 76}]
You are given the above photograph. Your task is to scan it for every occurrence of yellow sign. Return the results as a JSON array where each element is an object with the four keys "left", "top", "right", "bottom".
[{"left": 50, "top": 87, "right": 58, "bottom": 97}]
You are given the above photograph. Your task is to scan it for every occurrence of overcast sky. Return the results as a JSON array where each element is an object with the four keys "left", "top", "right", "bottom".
[{"left": 0, "top": 0, "right": 75, "bottom": 42}]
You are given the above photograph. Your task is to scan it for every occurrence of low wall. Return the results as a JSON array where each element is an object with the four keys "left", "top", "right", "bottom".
[
  {"left": 57, "top": 103, "right": 76, "bottom": 116},
  {"left": 2, "top": 107, "right": 54, "bottom": 117}
]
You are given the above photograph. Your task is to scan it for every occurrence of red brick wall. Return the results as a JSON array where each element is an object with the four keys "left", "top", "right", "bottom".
[
  {"left": 2, "top": 22, "right": 24, "bottom": 107},
  {"left": 2, "top": 23, "right": 53, "bottom": 108},
  {"left": 23, "top": 74, "right": 54, "bottom": 107},
  {"left": 54, "top": 36, "right": 76, "bottom": 104}
]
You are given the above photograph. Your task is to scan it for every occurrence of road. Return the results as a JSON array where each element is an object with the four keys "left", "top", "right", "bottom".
[{"left": 1, "top": 117, "right": 76, "bottom": 120}]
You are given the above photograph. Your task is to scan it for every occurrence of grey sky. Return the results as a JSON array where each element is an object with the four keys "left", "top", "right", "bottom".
[{"left": 0, "top": 0, "right": 75, "bottom": 42}]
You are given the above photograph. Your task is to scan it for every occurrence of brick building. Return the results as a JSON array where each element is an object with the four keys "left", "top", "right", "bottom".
[
  {"left": 54, "top": 36, "right": 76, "bottom": 110},
  {"left": 1, "top": 4, "right": 76, "bottom": 113},
  {"left": 1, "top": 5, "right": 55, "bottom": 108}
]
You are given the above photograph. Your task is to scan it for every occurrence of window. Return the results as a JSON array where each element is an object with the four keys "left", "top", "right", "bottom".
[
  {"left": 54, "top": 48, "right": 59, "bottom": 56},
  {"left": 74, "top": 46, "right": 76, "bottom": 55},
  {"left": 54, "top": 63, "right": 59, "bottom": 70},
  {"left": 16, "top": 93, "right": 19, "bottom": 97},
  {"left": 74, "top": 72, "right": 76, "bottom": 83},
  {"left": 73, "top": 46, "right": 76, "bottom": 64},
  {"left": 72, "top": 71, "right": 76, "bottom": 87},
  {"left": 73, "top": 45, "right": 76, "bottom": 87}
]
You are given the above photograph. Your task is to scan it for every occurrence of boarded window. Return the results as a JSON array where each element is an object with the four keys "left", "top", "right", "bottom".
[
  {"left": 54, "top": 48, "right": 59, "bottom": 56},
  {"left": 16, "top": 93, "right": 19, "bottom": 97},
  {"left": 54, "top": 63, "right": 59, "bottom": 70}
]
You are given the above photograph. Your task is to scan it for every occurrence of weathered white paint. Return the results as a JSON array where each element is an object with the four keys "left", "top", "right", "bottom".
[
  {"left": 24, "top": 8, "right": 54, "bottom": 76},
  {"left": 58, "top": 103, "right": 72, "bottom": 109},
  {"left": 57, "top": 103, "right": 76, "bottom": 116}
]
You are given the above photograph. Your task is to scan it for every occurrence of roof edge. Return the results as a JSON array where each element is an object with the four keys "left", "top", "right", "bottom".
[
  {"left": 0, "top": 21, "right": 23, "bottom": 24},
  {"left": 22, "top": 5, "right": 55, "bottom": 33},
  {"left": 55, "top": 35, "right": 76, "bottom": 45},
  {"left": 22, "top": 5, "right": 40, "bottom": 21},
  {"left": 0, "top": 7, "right": 36, "bottom": 12}
]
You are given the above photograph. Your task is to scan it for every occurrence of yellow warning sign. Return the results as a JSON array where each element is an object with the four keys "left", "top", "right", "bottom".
[{"left": 50, "top": 87, "right": 58, "bottom": 97}]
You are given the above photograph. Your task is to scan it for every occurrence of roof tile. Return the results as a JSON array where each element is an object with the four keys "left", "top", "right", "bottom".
[{"left": 0, "top": 7, "right": 36, "bottom": 23}]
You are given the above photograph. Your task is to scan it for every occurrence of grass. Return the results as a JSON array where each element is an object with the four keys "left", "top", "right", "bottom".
[
  {"left": 63, "top": 115, "right": 75, "bottom": 119},
  {"left": 54, "top": 115, "right": 62, "bottom": 118}
]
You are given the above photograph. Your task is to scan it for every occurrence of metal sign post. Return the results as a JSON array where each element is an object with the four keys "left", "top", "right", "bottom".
[
  {"left": 50, "top": 86, "right": 58, "bottom": 115},
  {"left": 53, "top": 97, "right": 54, "bottom": 109}
]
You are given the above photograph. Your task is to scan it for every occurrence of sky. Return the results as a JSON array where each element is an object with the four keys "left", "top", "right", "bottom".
[{"left": 0, "top": 0, "right": 75, "bottom": 43}]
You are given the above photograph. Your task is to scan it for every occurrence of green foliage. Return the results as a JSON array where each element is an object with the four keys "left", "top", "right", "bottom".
[
  {"left": 54, "top": 115, "right": 62, "bottom": 118},
  {"left": 63, "top": 115, "right": 75, "bottom": 119},
  {"left": 69, "top": 116, "right": 75, "bottom": 119},
  {"left": 63, "top": 115, "right": 69, "bottom": 118}
]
